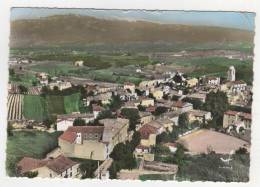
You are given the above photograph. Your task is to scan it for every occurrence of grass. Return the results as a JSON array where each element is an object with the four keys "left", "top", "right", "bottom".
[
  {"left": 9, "top": 73, "right": 38, "bottom": 87},
  {"left": 64, "top": 93, "right": 80, "bottom": 114},
  {"left": 23, "top": 94, "right": 81, "bottom": 121},
  {"left": 139, "top": 174, "right": 174, "bottom": 181},
  {"left": 23, "top": 95, "right": 48, "bottom": 121},
  {"left": 46, "top": 95, "right": 65, "bottom": 115},
  {"left": 6, "top": 131, "right": 62, "bottom": 177}
]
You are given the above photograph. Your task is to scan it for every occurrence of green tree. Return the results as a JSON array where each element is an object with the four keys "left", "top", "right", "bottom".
[
  {"left": 182, "top": 97, "right": 203, "bottom": 110},
  {"left": 73, "top": 118, "right": 86, "bottom": 126},
  {"left": 153, "top": 106, "right": 168, "bottom": 116},
  {"left": 79, "top": 160, "right": 98, "bottom": 179},
  {"left": 121, "top": 108, "right": 140, "bottom": 131},
  {"left": 178, "top": 113, "right": 189, "bottom": 129},
  {"left": 18, "top": 85, "right": 28, "bottom": 94},
  {"left": 109, "top": 95, "right": 123, "bottom": 111},
  {"left": 23, "top": 171, "right": 38, "bottom": 178},
  {"left": 204, "top": 91, "right": 229, "bottom": 127},
  {"left": 9, "top": 68, "right": 15, "bottom": 76}
]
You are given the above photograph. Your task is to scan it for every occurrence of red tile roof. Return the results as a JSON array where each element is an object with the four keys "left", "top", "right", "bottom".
[
  {"left": 59, "top": 130, "right": 77, "bottom": 144},
  {"left": 46, "top": 155, "right": 78, "bottom": 174},
  {"left": 17, "top": 155, "right": 78, "bottom": 175},
  {"left": 17, "top": 157, "right": 47, "bottom": 174},
  {"left": 232, "top": 80, "right": 246, "bottom": 85},
  {"left": 146, "top": 106, "right": 156, "bottom": 112},
  {"left": 224, "top": 110, "right": 239, "bottom": 116},
  {"left": 92, "top": 104, "right": 105, "bottom": 112},
  {"left": 59, "top": 126, "right": 104, "bottom": 143},
  {"left": 139, "top": 124, "right": 158, "bottom": 139}
]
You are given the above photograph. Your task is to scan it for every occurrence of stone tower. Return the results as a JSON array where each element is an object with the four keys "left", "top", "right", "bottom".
[{"left": 227, "top": 66, "right": 236, "bottom": 81}]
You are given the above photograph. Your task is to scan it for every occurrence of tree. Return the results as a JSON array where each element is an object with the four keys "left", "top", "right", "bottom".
[
  {"left": 174, "top": 144, "right": 186, "bottom": 166},
  {"left": 121, "top": 108, "right": 140, "bottom": 131},
  {"left": 235, "top": 147, "right": 248, "bottom": 154},
  {"left": 171, "top": 95, "right": 180, "bottom": 101},
  {"left": 178, "top": 113, "right": 189, "bottom": 129},
  {"left": 204, "top": 91, "right": 229, "bottom": 127},
  {"left": 9, "top": 68, "right": 15, "bottom": 76},
  {"left": 137, "top": 104, "right": 146, "bottom": 111},
  {"left": 173, "top": 74, "right": 182, "bottom": 84},
  {"left": 135, "top": 89, "right": 144, "bottom": 96},
  {"left": 96, "top": 110, "right": 114, "bottom": 121},
  {"left": 79, "top": 160, "right": 98, "bottom": 179},
  {"left": 182, "top": 97, "right": 203, "bottom": 110},
  {"left": 130, "top": 131, "right": 141, "bottom": 149},
  {"left": 7, "top": 123, "right": 13, "bottom": 137},
  {"left": 18, "top": 85, "right": 28, "bottom": 94},
  {"left": 73, "top": 118, "right": 86, "bottom": 126},
  {"left": 23, "top": 171, "right": 38, "bottom": 178},
  {"left": 153, "top": 106, "right": 168, "bottom": 116},
  {"left": 109, "top": 95, "right": 123, "bottom": 111}
]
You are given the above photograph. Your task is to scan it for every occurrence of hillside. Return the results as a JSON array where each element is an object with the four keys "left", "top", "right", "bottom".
[{"left": 10, "top": 15, "right": 254, "bottom": 48}]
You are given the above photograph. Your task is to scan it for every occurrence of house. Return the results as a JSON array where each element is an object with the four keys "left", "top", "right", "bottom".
[
  {"left": 156, "top": 118, "right": 174, "bottom": 132},
  {"left": 162, "top": 112, "right": 180, "bottom": 126},
  {"left": 146, "top": 106, "right": 156, "bottom": 113},
  {"left": 74, "top": 60, "right": 84, "bottom": 67},
  {"left": 223, "top": 110, "right": 251, "bottom": 130},
  {"left": 230, "top": 80, "right": 247, "bottom": 93},
  {"left": 59, "top": 118, "right": 129, "bottom": 161},
  {"left": 205, "top": 76, "right": 220, "bottom": 86},
  {"left": 139, "top": 124, "right": 158, "bottom": 147},
  {"left": 172, "top": 101, "right": 193, "bottom": 113},
  {"left": 187, "top": 109, "right": 212, "bottom": 124},
  {"left": 139, "top": 111, "right": 155, "bottom": 126},
  {"left": 152, "top": 89, "right": 164, "bottom": 100},
  {"left": 134, "top": 145, "right": 154, "bottom": 161},
  {"left": 56, "top": 113, "right": 95, "bottom": 131},
  {"left": 186, "top": 92, "right": 207, "bottom": 103},
  {"left": 123, "top": 82, "right": 135, "bottom": 93},
  {"left": 146, "top": 120, "right": 165, "bottom": 134},
  {"left": 92, "top": 104, "right": 105, "bottom": 119},
  {"left": 49, "top": 81, "right": 72, "bottom": 91},
  {"left": 16, "top": 155, "right": 80, "bottom": 178},
  {"left": 163, "top": 142, "right": 177, "bottom": 153},
  {"left": 140, "top": 97, "right": 155, "bottom": 107},
  {"left": 186, "top": 78, "right": 198, "bottom": 87}
]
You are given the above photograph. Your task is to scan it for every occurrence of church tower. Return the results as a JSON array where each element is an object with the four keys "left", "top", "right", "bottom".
[{"left": 227, "top": 66, "right": 236, "bottom": 81}]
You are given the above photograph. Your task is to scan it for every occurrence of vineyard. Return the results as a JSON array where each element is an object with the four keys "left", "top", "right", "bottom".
[
  {"left": 7, "top": 94, "right": 24, "bottom": 121},
  {"left": 8, "top": 83, "right": 41, "bottom": 95}
]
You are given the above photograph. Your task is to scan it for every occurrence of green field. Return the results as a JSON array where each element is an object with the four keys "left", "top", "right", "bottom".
[
  {"left": 23, "top": 93, "right": 81, "bottom": 121},
  {"left": 6, "top": 131, "right": 62, "bottom": 176},
  {"left": 23, "top": 95, "right": 48, "bottom": 121},
  {"left": 171, "top": 57, "right": 253, "bottom": 84},
  {"left": 64, "top": 93, "right": 80, "bottom": 113}
]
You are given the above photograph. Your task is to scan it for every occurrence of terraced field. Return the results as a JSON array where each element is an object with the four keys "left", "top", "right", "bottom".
[{"left": 7, "top": 94, "right": 24, "bottom": 121}]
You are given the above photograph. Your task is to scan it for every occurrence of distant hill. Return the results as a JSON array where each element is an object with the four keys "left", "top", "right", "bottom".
[{"left": 10, "top": 15, "right": 254, "bottom": 48}]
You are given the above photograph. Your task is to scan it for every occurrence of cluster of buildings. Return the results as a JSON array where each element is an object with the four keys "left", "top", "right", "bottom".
[{"left": 14, "top": 64, "right": 252, "bottom": 179}]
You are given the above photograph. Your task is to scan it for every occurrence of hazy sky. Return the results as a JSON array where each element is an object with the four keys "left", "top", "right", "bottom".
[{"left": 11, "top": 8, "right": 255, "bottom": 31}]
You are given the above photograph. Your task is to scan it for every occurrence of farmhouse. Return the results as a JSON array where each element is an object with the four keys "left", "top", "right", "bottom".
[
  {"left": 123, "top": 82, "right": 135, "bottom": 93},
  {"left": 49, "top": 81, "right": 72, "bottom": 91},
  {"left": 205, "top": 76, "right": 220, "bottom": 86},
  {"left": 58, "top": 118, "right": 129, "bottom": 161},
  {"left": 139, "top": 111, "right": 155, "bottom": 126},
  {"left": 152, "top": 89, "right": 164, "bottom": 100},
  {"left": 17, "top": 155, "right": 80, "bottom": 178},
  {"left": 134, "top": 145, "right": 154, "bottom": 161},
  {"left": 140, "top": 97, "right": 155, "bottom": 107},
  {"left": 56, "top": 113, "right": 95, "bottom": 131},
  {"left": 186, "top": 77, "right": 198, "bottom": 87},
  {"left": 162, "top": 111, "right": 180, "bottom": 126}
]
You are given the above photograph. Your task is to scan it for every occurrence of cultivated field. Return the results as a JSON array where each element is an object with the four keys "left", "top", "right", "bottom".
[
  {"left": 23, "top": 93, "right": 81, "bottom": 121},
  {"left": 7, "top": 94, "right": 24, "bottom": 121},
  {"left": 177, "top": 129, "right": 249, "bottom": 154}
]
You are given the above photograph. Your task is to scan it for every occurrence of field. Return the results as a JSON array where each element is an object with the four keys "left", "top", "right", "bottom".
[
  {"left": 23, "top": 93, "right": 81, "bottom": 121},
  {"left": 166, "top": 57, "right": 253, "bottom": 84},
  {"left": 6, "top": 131, "right": 62, "bottom": 176},
  {"left": 23, "top": 95, "right": 48, "bottom": 121},
  {"left": 64, "top": 93, "right": 80, "bottom": 113},
  {"left": 7, "top": 94, "right": 24, "bottom": 121},
  {"left": 177, "top": 129, "right": 249, "bottom": 154}
]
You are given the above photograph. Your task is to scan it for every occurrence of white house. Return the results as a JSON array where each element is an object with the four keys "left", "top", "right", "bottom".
[{"left": 56, "top": 113, "right": 95, "bottom": 131}]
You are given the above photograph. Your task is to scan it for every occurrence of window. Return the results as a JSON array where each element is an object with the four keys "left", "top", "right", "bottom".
[
  {"left": 49, "top": 173, "right": 52, "bottom": 178},
  {"left": 70, "top": 172, "right": 72, "bottom": 177}
]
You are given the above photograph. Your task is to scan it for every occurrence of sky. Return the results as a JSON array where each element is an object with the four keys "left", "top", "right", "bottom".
[{"left": 11, "top": 8, "right": 255, "bottom": 31}]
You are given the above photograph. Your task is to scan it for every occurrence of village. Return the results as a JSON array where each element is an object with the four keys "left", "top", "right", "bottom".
[{"left": 7, "top": 56, "right": 252, "bottom": 180}]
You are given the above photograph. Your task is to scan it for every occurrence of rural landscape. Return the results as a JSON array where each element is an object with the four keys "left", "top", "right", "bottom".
[{"left": 7, "top": 9, "right": 254, "bottom": 181}]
